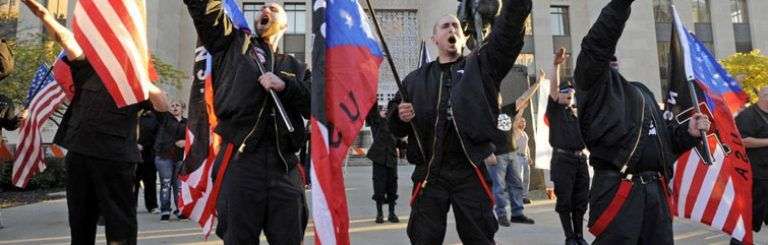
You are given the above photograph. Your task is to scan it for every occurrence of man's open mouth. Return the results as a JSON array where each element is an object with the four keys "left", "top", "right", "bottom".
[
  {"left": 448, "top": 36, "right": 456, "bottom": 44},
  {"left": 260, "top": 15, "right": 270, "bottom": 26}
]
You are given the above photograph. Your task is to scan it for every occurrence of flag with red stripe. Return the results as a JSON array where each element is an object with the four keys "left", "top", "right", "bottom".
[
  {"left": 12, "top": 64, "right": 67, "bottom": 188},
  {"left": 667, "top": 6, "right": 752, "bottom": 244},
  {"left": 52, "top": 53, "right": 75, "bottom": 100},
  {"left": 71, "top": 0, "right": 153, "bottom": 108},
  {"left": 177, "top": 45, "right": 231, "bottom": 237},
  {"left": 311, "top": 1, "right": 383, "bottom": 243}
]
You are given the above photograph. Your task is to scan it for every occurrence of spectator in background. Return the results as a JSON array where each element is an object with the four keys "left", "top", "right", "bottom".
[
  {"left": 154, "top": 100, "right": 187, "bottom": 221},
  {"left": 734, "top": 86, "right": 768, "bottom": 244},
  {"left": 136, "top": 110, "right": 160, "bottom": 214},
  {"left": 366, "top": 105, "right": 405, "bottom": 223}
]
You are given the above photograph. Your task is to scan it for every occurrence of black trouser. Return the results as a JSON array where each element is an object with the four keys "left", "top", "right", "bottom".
[
  {"left": 215, "top": 146, "right": 308, "bottom": 245},
  {"left": 407, "top": 161, "right": 498, "bottom": 245},
  {"left": 589, "top": 170, "right": 673, "bottom": 244},
  {"left": 134, "top": 148, "right": 157, "bottom": 212},
  {"left": 372, "top": 163, "right": 398, "bottom": 204},
  {"left": 551, "top": 151, "right": 589, "bottom": 214},
  {"left": 753, "top": 179, "right": 768, "bottom": 232},
  {"left": 66, "top": 152, "right": 138, "bottom": 245}
]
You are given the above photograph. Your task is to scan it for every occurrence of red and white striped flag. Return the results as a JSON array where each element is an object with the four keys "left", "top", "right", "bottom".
[
  {"left": 12, "top": 65, "right": 67, "bottom": 188},
  {"left": 668, "top": 6, "right": 753, "bottom": 243},
  {"left": 71, "top": 0, "right": 153, "bottom": 107}
]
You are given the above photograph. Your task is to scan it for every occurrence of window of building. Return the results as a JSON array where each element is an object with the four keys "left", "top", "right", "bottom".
[
  {"left": 730, "top": 0, "right": 749, "bottom": 23},
  {"left": 653, "top": 0, "right": 672, "bottom": 23},
  {"left": 524, "top": 15, "right": 533, "bottom": 36},
  {"left": 731, "top": 0, "right": 752, "bottom": 53},
  {"left": 242, "top": 2, "right": 307, "bottom": 62},
  {"left": 550, "top": 6, "right": 569, "bottom": 36},
  {"left": 692, "top": 0, "right": 711, "bottom": 23},
  {"left": 654, "top": 0, "right": 673, "bottom": 95}
]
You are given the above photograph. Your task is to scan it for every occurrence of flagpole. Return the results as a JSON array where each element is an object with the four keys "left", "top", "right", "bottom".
[
  {"left": 363, "top": 0, "right": 427, "bottom": 164},
  {"left": 687, "top": 80, "right": 713, "bottom": 165},
  {"left": 253, "top": 57, "right": 294, "bottom": 133},
  {"left": 671, "top": 5, "right": 713, "bottom": 165}
]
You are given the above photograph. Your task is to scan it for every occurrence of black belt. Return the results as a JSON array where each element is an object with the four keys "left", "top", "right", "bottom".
[
  {"left": 554, "top": 148, "right": 584, "bottom": 156},
  {"left": 595, "top": 170, "right": 661, "bottom": 185}
]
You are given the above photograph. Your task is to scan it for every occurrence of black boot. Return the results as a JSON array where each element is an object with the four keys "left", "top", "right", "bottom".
[
  {"left": 375, "top": 202, "right": 384, "bottom": 223},
  {"left": 559, "top": 213, "right": 577, "bottom": 245},
  {"left": 387, "top": 202, "right": 399, "bottom": 223},
  {"left": 572, "top": 212, "right": 588, "bottom": 245}
]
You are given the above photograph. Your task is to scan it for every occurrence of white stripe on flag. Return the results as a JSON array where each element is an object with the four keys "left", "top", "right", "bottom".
[
  {"left": 91, "top": 0, "right": 150, "bottom": 96},
  {"left": 677, "top": 151, "right": 701, "bottom": 215},
  {"left": 13, "top": 84, "right": 65, "bottom": 187},
  {"left": 711, "top": 177, "right": 735, "bottom": 230},
  {"left": 73, "top": 4, "right": 138, "bottom": 103},
  {"left": 311, "top": 122, "right": 336, "bottom": 245},
  {"left": 733, "top": 216, "right": 746, "bottom": 241},
  {"left": 691, "top": 145, "right": 725, "bottom": 222}
]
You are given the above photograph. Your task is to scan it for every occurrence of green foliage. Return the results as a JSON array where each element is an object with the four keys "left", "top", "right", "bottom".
[
  {"left": 0, "top": 40, "right": 59, "bottom": 105},
  {"left": 721, "top": 50, "right": 768, "bottom": 103},
  {"left": 0, "top": 39, "right": 186, "bottom": 105},
  {"left": 1, "top": 157, "right": 67, "bottom": 190},
  {"left": 152, "top": 55, "right": 187, "bottom": 95}
]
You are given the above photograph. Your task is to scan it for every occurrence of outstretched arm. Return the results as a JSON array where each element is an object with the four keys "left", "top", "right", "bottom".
[
  {"left": 479, "top": 0, "right": 533, "bottom": 90},
  {"left": 22, "top": 0, "right": 82, "bottom": 60},
  {"left": 514, "top": 81, "right": 540, "bottom": 112},
  {"left": 573, "top": 0, "right": 634, "bottom": 91},
  {"left": 550, "top": 48, "right": 569, "bottom": 99}
]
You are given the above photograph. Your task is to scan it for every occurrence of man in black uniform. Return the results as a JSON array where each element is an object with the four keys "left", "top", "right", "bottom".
[
  {"left": 547, "top": 48, "right": 588, "bottom": 245},
  {"left": 574, "top": 0, "right": 711, "bottom": 243},
  {"left": 22, "top": 0, "right": 169, "bottom": 244},
  {"left": 136, "top": 110, "right": 160, "bottom": 214},
  {"left": 389, "top": 0, "right": 531, "bottom": 243},
  {"left": 735, "top": 86, "right": 768, "bottom": 243},
  {"left": 366, "top": 105, "right": 404, "bottom": 224},
  {"left": 184, "top": 1, "right": 310, "bottom": 243}
]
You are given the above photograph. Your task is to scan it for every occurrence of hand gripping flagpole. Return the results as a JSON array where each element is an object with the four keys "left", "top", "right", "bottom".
[
  {"left": 364, "top": 0, "right": 427, "bottom": 164},
  {"left": 254, "top": 58, "right": 294, "bottom": 133},
  {"left": 687, "top": 80, "right": 713, "bottom": 165}
]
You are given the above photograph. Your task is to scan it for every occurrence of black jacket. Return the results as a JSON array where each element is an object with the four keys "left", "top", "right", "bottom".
[
  {"left": 154, "top": 112, "right": 187, "bottom": 161},
  {"left": 0, "top": 95, "right": 20, "bottom": 130},
  {"left": 54, "top": 57, "right": 150, "bottom": 163},
  {"left": 184, "top": 0, "right": 310, "bottom": 169},
  {"left": 388, "top": 0, "right": 531, "bottom": 175},
  {"left": 366, "top": 106, "right": 404, "bottom": 168},
  {"left": 138, "top": 111, "right": 159, "bottom": 150},
  {"left": 574, "top": 0, "right": 697, "bottom": 175}
]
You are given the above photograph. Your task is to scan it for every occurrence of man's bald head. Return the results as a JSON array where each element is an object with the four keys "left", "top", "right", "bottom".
[
  {"left": 431, "top": 15, "right": 466, "bottom": 60},
  {"left": 758, "top": 86, "right": 768, "bottom": 103}
]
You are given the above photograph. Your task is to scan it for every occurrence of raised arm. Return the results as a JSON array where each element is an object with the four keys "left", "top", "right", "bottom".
[
  {"left": 514, "top": 81, "right": 540, "bottom": 112},
  {"left": 479, "top": 0, "right": 533, "bottom": 89},
  {"left": 21, "top": 0, "right": 82, "bottom": 60},
  {"left": 183, "top": 0, "right": 238, "bottom": 54},
  {"left": 550, "top": 48, "right": 569, "bottom": 99},
  {"left": 573, "top": 0, "right": 634, "bottom": 91}
]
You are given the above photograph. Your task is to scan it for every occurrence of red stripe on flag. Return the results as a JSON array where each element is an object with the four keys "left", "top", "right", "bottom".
[
  {"left": 672, "top": 152, "right": 691, "bottom": 216},
  {"left": 684, "top": 159, "right": 709, "bottom": 217},
  {"left": 72, "top": 20, "right": 129, "bottom": 106},
  {"left": 75, "top": 1, "right": 144, "bottom": 102}
]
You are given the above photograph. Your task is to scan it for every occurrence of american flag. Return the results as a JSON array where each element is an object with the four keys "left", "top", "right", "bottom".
[
  {"left": 71, "top": 0, "right": 153, "bottom": 108},
  {"left": 12, "top": 64, "right": 67, "bottom": 188},
  {"left": 667, "top": 6, "right": 752, "bottom": 244}
]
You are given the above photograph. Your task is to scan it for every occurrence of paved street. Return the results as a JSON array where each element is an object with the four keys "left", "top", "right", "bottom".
[{"left": 0, "top": 165, "right": 766, "bottom": 244}]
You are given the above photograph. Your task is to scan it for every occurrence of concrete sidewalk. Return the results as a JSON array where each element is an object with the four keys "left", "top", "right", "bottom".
[{"left": 0, "top": 165, "right": 765, "bottom": 244}]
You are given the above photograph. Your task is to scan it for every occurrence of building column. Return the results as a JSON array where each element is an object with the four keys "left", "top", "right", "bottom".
[
  {"left": 16, "top": 1, "right": 43, "bottom": 42},
  {"left": 709, "top": 0, "right": 736, "bottom": 59},
  {"left": 747, "top": 0, "right": 768, "bottom": 53},
  {"left": 531, "top": 0, "right": 554, "bottom": 76}
]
